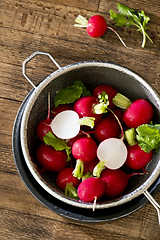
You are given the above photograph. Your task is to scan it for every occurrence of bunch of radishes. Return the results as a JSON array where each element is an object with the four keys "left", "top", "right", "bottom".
[{"left": 35, "top": 82, "right": 155, "bottom": 207}]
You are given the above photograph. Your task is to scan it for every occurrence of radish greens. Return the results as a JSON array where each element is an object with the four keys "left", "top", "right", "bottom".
[
  {"left": 110, "top": 3, "right": 153, "bottom": 48},
  {"left": 54, "top": 81, "right": 91, "bottom": 107}
]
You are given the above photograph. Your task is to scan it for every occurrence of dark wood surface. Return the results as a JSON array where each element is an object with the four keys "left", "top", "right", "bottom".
[{"left": 0, "top": 0, "right": 160, "bottom": 239}]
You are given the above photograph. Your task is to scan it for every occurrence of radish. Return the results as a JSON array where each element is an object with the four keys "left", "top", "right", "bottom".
[
  {"left": 123, "top": 99, "right": 154, "bottom": 128},
  {"left": 93, "top": 85, "right": 118, "bottom": 109},
  {"left": 77, "top": 177, "right": 105, "bottom": 206},
  {"left": 125, "top": 144, "right": 153, "bottom": 170},
  {"left": 51, "top": 104, "right": 72, "bottom": 118},
  {"left": 72, "top": 137, "right": 97, "bottom": 162},
  {"left": 36, "top": 118, "right": 52, "bottom": 141},
  {"left": 93, "top": 109, "right": 128, "bottom": 176},
  {"left": 74, "top": 15, "right": 127, "bottom": 47},
  {"left": 94, "top": 116, "right": 120, "bottom": 142},
  {"left": 36, "top": 93, "right": 52, "bottom": 141},
  {"left": 73, "top": 95, "right": 103, "bottom": 124},
  {"left": 36, "top": 143, "right": 67, "bottom": 172},
  {"left": 67, "top": 133, "right": 84, "bottom": 147},
  {"left": 101, "top": 169, "right": 129, "bottom": 198},
  {"left": 95, "top": 138, "right": 127, "bottom": 173},
  {"left": 56, "top": 167, "right": 80, "bottom": 191},
  {"left": 50, "top": 110, "right": 95, "bottom": 139},
  {"left": 72, "top": 137, "right": 97, "bottom": 179}
]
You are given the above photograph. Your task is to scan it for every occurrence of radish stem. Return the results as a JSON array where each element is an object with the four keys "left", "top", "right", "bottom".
[
  {"left": 73, "top": 160, "right": 84, "bottom": 180},
  {"left": 74, "top": 15, "right": 88, "bottom": 27},
  {"left": 108, "top": 108, "right": 124, "bottom": 140},
  {"left": 124, "top": 128, "right": 137, "bottom": 146},
  {"left": 94, "top": 91, "right": 109, "bottom": 114},
  {"left": 107, "top": 26, "right": 127, "bottom": 48},
  {"left": 79, "top": 117, "right": 95, "bottom": 129},
  {"left": 112, "top": 93, "right": 132, "bottom": 110},
  {"left": 93, "top": 161, "right": 106, "bottom": 178},
  {"left": 65, "top": 183, "right": 79, "bottom": 199}
]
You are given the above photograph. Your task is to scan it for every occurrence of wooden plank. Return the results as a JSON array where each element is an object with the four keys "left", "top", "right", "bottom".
[
  {"left": 139, "top": 194, "right": 160, "bottom": 239},
  {"left": 0, "top": 0, "right": 159, "bottom": 52}
]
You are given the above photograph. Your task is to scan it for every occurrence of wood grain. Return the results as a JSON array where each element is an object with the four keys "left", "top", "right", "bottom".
[{"left": 0, "top": 0, "right": 160, "bottom": 239}]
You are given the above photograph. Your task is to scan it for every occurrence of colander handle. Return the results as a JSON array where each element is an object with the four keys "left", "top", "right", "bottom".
[
  {"left": 22, "top": 51, "right": 61, "bottom": 89},
  {"left": 143, "top": 190, "right": 160, "bottom": 225}
]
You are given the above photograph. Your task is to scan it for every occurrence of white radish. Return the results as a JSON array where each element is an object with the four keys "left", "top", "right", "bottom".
[
  {"left": 50, "top": 110, "right": 95, "bottom": 139},
  {"left": 50, "top": 110, "right": 80, "bottom": 139},
  {"left": 93, "top": 109, "right": 128, "bottom": 177},
  {"left": 97, "top": 138, "right": 127, "bottom": 169}
]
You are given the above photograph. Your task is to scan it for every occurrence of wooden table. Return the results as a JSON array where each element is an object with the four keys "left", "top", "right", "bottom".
[{"left": 1, "top": 0, "right": 160, "bottom": 239}]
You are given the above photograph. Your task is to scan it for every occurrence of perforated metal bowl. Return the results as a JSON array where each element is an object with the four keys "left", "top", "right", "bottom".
[{"left": 20, "top": 52, "right": 160, "bottom": 222}]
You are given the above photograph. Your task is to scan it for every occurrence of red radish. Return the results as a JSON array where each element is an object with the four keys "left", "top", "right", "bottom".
[
  {"left": 125, "top": 144, "right": 153, "bottom": 170},
  {"left": 36, "top": 143, "right": 67, "bottom": 172},
  {"left": 101, "top": 169, "right": 129, "bottom": 198},
  {"left": 56, "top": 167, "right": 80, "bottom": 191},
  {"left": 123, "top": 99, "right": 154, "bottom": 128},
  {"left": 36, "top": 118, "right": 52, "bottom": 141},
  {"left": 73, "top": 95, "right": 102, "bottom": 124},
  {"left": 72, "top": 137, "right": 97, "bottom": 162},
  {"left": 51, "top": 104, "right": 72, "bottom": 118},
  {"left": 77, "top": 177, "right": 105, "bottom": 203},
  {"left": 87, "top": 15, "right": 107, "bottom": 38},
  {"left": 67, "top": 133, "right": 84, "bottom": 147},
  {"left": 74, "top": 15, "right": 127, "bottom": 47},
  {"left": 94, "top": 116, "right": 120, "bottom": 142},
  {"left": 72, "top": 137, "right": 97, "bottom": 179},
  {"left": 93, "top": 85, "right": 118, "bottom": 109},
  {"left": 36, "top": 93, "right": 52, "bottom": 141}
]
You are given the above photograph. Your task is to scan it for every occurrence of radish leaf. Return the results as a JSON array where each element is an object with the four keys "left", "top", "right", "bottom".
[
  {"left": 43, "top": 131, "right": 71, "bottom": 161},
  {"left": 136, "top": 124, "right": 160, "bottom": 152},
  {"left": 54, "top": 81, "right": 91, "bottom": 107},
  {"left": 54, "top": 85, "right": 83, "bottom": 107},
  {"left": 110, "top": 3, "right": 153, "bottom": 48},
  {"left": 74, "top": 81, "right": 91, "bottom": 97}
]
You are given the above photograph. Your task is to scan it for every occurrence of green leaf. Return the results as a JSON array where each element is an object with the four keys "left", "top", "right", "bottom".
[
  {"left": 110, "top": 3, "right": 153, "bottom": 48},
  {"left": 54, "top": 81, "right": 90, "bottom": 107},
  {"left": 136, "top": 124, "right": 160, "bottom": 152},
  {"left": 110, "top": 10, "right": 128, "bottom": 27},
  {"left": 138, "top": 10, "right": 150, "bottom": 30},
  {"left": 74, "top": 81, "right": 91, "bottom": 97},
  {"left": 43, "top": 131, "right": 71, "bottom": 161},
  {"left": 54, "top": 85, "right": 83, "bottom": 107},
  {"left": 117, "top": 3, "right": 135, "bottom": 17}
]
